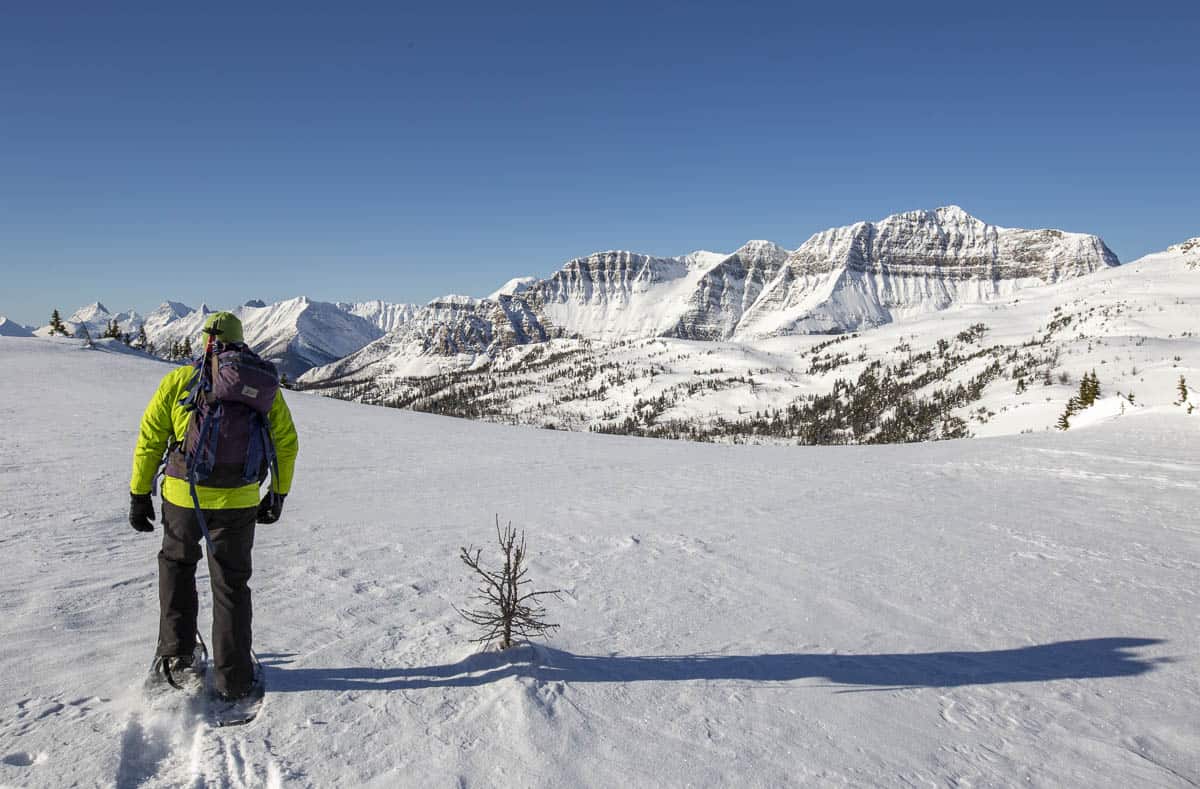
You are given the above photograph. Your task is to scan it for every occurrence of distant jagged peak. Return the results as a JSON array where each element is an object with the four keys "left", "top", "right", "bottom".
[
  {"left": 69, "top": 301, "right": 111, "bottom": 322},
  {"left": 244, "top": 299, "right": 267, "bottom": 308},
  {"left": 731, "top": 239, "right": 791, "bottom": 259},
  {"left": 875, "top": 204, "right": 987, "bottom": 229},
  {"left": 0, "top": 316, "right": 34, "bottom": 337},
  {"left": 571, "top": 249, "right": 648, "bottom": 263},
  {"left": 272, "top": 295, "right": 312, "bottom": 309},
  {"left": 428, "top": 294, "right": 480, "bottom": 308},
  {"left": 682, "top": 250, "right": 730, "bottom": 269},
  {"left": 932, "top": 204, "right": 978, "bottom": 222},
  {"left": 487, "top": 276, "right": 537, "bottom": 301},
  {"left": 153, "top": 300, "right": 194, "bottom": 317}
]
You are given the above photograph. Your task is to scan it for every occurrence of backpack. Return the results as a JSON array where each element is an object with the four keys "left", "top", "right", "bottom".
[{"left": 165, "top": 345, "right": 281, "bottom": 497}]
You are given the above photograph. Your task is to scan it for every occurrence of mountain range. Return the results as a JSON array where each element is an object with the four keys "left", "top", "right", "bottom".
[
  {"left": 298, "top": 206, "right": 1121, "bottom": 387},
  {"left": 12, "top": 205, "right": 1195, "bottom": 443}
]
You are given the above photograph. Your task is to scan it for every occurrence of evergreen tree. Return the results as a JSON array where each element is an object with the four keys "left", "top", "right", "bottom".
[
  {"left": 1056, "top": 408, "right": 1071, "bottom": 431},
  {"left": 1076, "top": 370, "right": 1101, "bottom": 408},
  {"left": 48, "top": 309, "right": 69, "bottom": 336},
  {"left": 1177, "top": 376, "right": 1189, "bottom": 406},
  {"left": 133, "top": 325, "right": 148, "bottom": 350},
  {"left": 182, "top": 337, "right": 193, "bottom": 359}
]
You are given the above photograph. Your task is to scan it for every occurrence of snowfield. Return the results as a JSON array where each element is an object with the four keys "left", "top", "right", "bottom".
[{"left": 0, "top": 337, "right": 1197, "bottom": 787}]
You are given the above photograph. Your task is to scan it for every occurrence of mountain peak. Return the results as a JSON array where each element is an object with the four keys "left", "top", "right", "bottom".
[
  {"left": 487, "top": 277, "right": 537, "bottom": 301},
  {"left": 882, "top": 205, "right": 983, "bottom": 226},
  {"left": 933, "top": 205, "right": 976, "bottom": 221},
  {"left": 68, "top": 302, "right": 111, "bottom": 323},
  {"left": 153, "top": 301, "right": 193, "bottom": 317},
  {"left": 1168, "top": 237, "right": 1200, "bottom": 255},
  {"left": 734, "top": 239, "right": 790, "bottom": 258}
]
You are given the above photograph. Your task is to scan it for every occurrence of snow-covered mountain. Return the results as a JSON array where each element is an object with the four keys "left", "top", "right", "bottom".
[
  {"left": 34, "top": 302, "right": 144, "bottom": 339},
  {"left": 301, "top": 235, "right": 1196, "bottom": 443},
  {"left": 136, "top": 298, "right": 385, "bottom": 379},
  {"left": 240, "top": 297, "right": 385, "bottom": 379},
  {"left": 301, "top": 207, "right": 1121, "bottom": 393},
  {"left": 0, "top": 316, "right": 34, "bottom": 337},
  {"left": 337, "top": 300, "right": 421, "bottom": 334},
  {"left": 734, "top": 206, "right": 1119, "bottom": 337},
  {"left": 35, "top": 298, "right": 386, "bottom": 378}
]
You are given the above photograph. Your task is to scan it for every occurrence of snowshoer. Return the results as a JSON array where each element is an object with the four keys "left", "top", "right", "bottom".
[{"left": 128, "top": 311, "right": 299, "bottom": 701}]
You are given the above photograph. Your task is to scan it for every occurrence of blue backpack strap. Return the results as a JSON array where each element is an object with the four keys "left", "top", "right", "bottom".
[
  {"left": 242, "top": 412, "right": 269, "bottom": 484},
  {"left": 189, "top": 404, "right": 222, "bottom": 481},
  {"left": 262, "top": 413, "right": 282, "bottom": 500},
  {"left": 185, "top": 406, "right": 222, "bottom": 556}
]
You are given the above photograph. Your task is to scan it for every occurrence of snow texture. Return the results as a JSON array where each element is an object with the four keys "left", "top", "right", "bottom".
[{"left": 0, "top": 337, "right": 1196, "bottom": 787}]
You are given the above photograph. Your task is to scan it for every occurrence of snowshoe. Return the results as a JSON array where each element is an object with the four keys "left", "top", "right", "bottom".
[
  {"left": 145, "top": 640, "right": 208, "bottom": 692},
  {"left": 208, "top": 669, "right": 265, "bottom": 728}
]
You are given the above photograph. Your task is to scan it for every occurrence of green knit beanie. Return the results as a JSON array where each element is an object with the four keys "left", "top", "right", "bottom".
[{"left": 202, "top": 311, "right": 244, "bottom": 344}]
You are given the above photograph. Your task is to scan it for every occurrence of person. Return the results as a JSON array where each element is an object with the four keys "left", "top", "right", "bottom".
[{"left": 128, "top": 312, "right": 299, "bottom": 700}]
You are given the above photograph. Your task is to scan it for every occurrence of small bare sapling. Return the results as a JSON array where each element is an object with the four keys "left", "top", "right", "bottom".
[{"left": 456, "top": 518, "right": 561, "bottom": 649}]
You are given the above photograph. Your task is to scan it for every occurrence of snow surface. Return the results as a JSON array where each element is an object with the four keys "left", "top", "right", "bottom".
[{"left": 0, "top": 337, "right": 1197, "bottom": 787}]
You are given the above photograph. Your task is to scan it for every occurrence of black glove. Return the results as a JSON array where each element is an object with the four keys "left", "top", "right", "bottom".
[
  {"left": 129, "top": 493, "right": 155, "bottom": 532},
  {"left": 257, "top": 492, "right": 285, "bottom": 524}
]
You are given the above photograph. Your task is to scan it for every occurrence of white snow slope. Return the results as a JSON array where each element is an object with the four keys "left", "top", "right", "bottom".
[{"left": 0, "top": 337, "right": 1197, "bottom": 787}]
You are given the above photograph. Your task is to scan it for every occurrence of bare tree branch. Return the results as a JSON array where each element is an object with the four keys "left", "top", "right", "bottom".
[{"left": 455, "top": 515, "right": 562, "bottom": 649}]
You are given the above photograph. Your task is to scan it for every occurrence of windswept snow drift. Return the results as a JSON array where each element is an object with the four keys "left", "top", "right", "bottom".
[{"left": 0, "top": 339, "right": 1197, "bottom": 787}]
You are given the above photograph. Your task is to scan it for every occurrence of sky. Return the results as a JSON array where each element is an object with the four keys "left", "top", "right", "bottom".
[{"left": 2, "top": 1, "right": 1198, "bottom": 326}]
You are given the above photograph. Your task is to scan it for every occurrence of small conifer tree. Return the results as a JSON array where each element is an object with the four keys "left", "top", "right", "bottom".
[
  {"left": 182, "top": 337, "right": 193, "bottom": 359},
  {"left": 1177, "top": 376, "right": 1189, "bottom": 406},
  {"left": 133, "top": 325, "right": 148, "bottom": 350},
  {"left": 49, "top": 309, "right": 69, "bottom": 336}
]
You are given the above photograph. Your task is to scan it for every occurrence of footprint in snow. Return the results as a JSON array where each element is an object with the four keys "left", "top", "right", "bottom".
[{"left": 3, "top": 751, "right": 46, "bottom": 767}]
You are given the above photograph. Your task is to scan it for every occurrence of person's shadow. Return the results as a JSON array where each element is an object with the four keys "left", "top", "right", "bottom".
[{"left": 257, "top": 637, "right": 1168, "bottom": 693}]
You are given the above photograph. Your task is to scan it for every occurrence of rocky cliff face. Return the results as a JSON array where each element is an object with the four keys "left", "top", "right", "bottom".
[
  {"left": 669, "top": 240, "right": 791, "bottom": 340},
  {"left": 735, "top": 206, "right": 1119, "bottom": 337}
]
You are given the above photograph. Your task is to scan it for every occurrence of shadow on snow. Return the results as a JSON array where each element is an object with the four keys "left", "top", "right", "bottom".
[{"left": 258, "top": 637, "right": 1169, "bottom": 693}]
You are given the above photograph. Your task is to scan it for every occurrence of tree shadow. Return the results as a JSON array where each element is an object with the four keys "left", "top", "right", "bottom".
[{"left": 260, "top": 637, "right": 1169, "bottom": 693}]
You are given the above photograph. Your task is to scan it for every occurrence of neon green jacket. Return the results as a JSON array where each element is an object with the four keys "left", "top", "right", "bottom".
[{"left": 130, "top": 365, "right": 299, "bottom": 509}]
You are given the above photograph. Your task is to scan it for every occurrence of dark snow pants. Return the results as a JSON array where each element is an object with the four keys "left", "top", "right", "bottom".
[{"left": 157, "top": 500, "right": 257, "bottom": 696}]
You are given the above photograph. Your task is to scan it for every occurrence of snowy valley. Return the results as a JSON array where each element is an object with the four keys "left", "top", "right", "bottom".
[{"left": 0, "top": 214, "right": 1198, "bottom": 786}]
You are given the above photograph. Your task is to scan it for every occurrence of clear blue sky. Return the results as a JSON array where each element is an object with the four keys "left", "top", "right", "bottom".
[{"left": 2, "top": 1, "right": 1198, "bottom": 325}]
